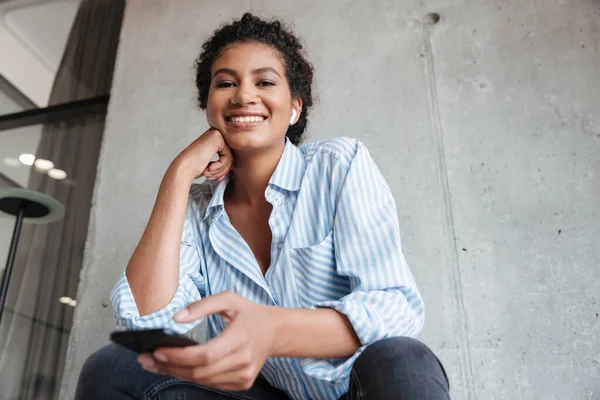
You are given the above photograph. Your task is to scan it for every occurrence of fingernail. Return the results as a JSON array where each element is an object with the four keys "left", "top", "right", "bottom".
[
  {"left": 139, "top": 358, "right": 155, "bottom": 369},
  {"left": 154, "top": 351, "right": 168, "bottom": 363},
  {"left": 173, "top": 308, "right": 189, "bottom": 321}
]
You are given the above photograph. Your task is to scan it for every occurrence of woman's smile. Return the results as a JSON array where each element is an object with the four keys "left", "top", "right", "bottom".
[{"left": 224, "top": 111, "right": 269, "bottom": 130}]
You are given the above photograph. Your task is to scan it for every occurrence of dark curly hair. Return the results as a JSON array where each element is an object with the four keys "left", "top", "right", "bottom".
[{"left": 195, "top": 13, "right": 314, "bottom": 145}]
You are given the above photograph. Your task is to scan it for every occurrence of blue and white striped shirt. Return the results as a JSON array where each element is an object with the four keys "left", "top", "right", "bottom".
[{"left": 111, "top": 137, "right": 424, "bottom": 400}]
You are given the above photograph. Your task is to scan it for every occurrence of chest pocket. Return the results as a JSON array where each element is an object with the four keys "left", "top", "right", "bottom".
[{"left": 289, "top": 230, "right": 351, "bottom": 307}]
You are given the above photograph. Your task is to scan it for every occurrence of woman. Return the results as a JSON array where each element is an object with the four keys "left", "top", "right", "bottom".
[{"left": 76, "top": 13, "right": 450, "bottom": 400}]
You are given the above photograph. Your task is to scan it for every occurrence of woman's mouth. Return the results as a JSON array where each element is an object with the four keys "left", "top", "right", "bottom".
[
  {"left": 225, "top": 114, "right": 268, "bottom": 128},
  {"left": 227, "top": 115, "right": 266, "bottom": 123}
]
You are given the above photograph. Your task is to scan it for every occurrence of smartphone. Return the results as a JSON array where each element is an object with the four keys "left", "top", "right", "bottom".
[{"left": 110, "top": 328, "right": 198, "bottom": 353}]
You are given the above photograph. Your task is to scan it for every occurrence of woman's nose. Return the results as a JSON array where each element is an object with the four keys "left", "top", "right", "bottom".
[{"left": 231, "top": 83, "right": 257, "bottom": 106}]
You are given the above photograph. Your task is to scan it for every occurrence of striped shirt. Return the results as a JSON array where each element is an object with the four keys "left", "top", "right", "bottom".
[{"left": 111, "top": 136, "right": 424, "bottom": 400}]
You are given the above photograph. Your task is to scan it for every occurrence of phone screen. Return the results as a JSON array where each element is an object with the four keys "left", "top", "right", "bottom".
[{"left": 110, "top": 328, "right": 198, "bottom": 353}]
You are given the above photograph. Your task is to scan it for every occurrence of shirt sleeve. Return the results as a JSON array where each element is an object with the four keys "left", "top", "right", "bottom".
[
  {"left": 302, "top": 140, "right": 425, "bottom": 383},
  {"left": 110, "top": 195, "right": 206, "bottom": 334}
]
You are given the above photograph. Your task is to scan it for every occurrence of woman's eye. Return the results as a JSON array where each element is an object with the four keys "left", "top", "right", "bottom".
[
  {"left": 257, "top": 81, "right": 275, "bottom": 87},
  {"left": 216, "top": 82, "right": 235, "bottom": 88}
]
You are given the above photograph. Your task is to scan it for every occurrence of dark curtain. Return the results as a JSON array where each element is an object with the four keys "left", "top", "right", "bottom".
[{"left": 0, "top": 1, "right": 125, "bottom": 399}]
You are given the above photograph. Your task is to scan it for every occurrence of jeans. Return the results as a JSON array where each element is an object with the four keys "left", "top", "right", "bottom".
[{"left": 75, "top": 336, "right": 450, "bottom": 400}]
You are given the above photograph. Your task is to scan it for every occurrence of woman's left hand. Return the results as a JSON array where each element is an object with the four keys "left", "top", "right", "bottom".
[{"left": 137, "top": 292, "right": 277, "bottom": 391}]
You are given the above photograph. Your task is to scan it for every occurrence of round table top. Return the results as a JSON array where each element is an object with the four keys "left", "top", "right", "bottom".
[{"left": 0, "top": 187, "right": 65, "bottom": 224}]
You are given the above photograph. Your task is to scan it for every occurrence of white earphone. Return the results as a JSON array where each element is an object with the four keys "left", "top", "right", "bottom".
[{"left": 290, "top": 109, "right": 297, "bottom": 125}]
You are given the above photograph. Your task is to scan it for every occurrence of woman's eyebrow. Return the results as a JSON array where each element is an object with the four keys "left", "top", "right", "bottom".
[
  {"left": 252, "top": 67, "right": 281, "bottom": 77},
  {"left": 212, "top": 68, "right": 236, "bottom": 78},
  {"left": 212, "top": 67, "right": 281, "bottom": 78}
]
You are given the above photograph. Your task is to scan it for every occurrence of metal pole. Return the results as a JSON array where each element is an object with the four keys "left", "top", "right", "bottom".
[{"left": 0, "top": 201, "right": 27, "bottom": 329}]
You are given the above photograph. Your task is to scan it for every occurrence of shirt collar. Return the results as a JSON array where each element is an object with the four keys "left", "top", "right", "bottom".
[
  {"left": 203, "top": 176, "right": 228, "bottom": 221},
  {"left": 203, "top": 138, "right": 305, "bottom": 221},
  {"left": 268, "top": 137, "right": 305, "bottom": 192}
]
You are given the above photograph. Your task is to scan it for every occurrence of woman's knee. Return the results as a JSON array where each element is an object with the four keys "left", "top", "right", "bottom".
[
  {"left": 80, "top": 343, "right": 135, "bottom": 379},
  {"left": 76, "top": 343, "right": 140, "bottom": 399},
  {"left": 352, "top": 336, "right": 450, "bottom": 394}
]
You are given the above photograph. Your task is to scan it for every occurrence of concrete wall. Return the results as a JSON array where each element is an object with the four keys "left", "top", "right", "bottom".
[{"left": 61, "top": 1, "right": 600, "bottom": 399}]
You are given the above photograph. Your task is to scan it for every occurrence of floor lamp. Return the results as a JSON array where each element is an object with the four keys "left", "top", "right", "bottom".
[{"left": 0, "top": 187, "right": 65, "bottom": 330}]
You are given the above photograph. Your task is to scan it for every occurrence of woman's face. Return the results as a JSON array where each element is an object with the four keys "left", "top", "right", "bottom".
[{"left": 206, "top": 42, "right": 301, "bottom": 151}]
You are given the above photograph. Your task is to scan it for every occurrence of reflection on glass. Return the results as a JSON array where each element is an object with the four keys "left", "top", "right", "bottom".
[
  {"left": 0, "top": 126, "right": 76, "bottom": 186},
  {"left": 19, "top": 154, "right": 36, "bottom": 166},
  {"left": 33, "top": 159, "right": 55, "bottom": 172},
  {"left": 0, "top": 117, "right": 101, "bottom": 400},
  {"left": 0, "top": 0, "right": 81, "bottom": 113},
  {"left": 0, "top": 126, "right": 43, "bottom": 186},
  {"left": 0, "top": 1, "right": 125, "bottom": 399},
  {"left": 47, "top": 168, "right": 67, "bottom": 180}
]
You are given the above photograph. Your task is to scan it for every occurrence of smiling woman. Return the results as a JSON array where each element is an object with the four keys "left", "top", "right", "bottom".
[
  {"left": 206, "top": 42, "right": 300, "bottom": 151},
  {"left": 195, "top": 14, "right": 313, "bottom": 148},
  {"left": 75, "top": 13, "right": 450, "bottom": 400}
]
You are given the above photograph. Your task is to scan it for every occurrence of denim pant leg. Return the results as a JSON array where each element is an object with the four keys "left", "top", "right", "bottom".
[
  {"left": 75, "top": 343, "right": 289, "bottom": 400},
  {"left": 345, "top": 336, "right": 450, "bottom": 400}
]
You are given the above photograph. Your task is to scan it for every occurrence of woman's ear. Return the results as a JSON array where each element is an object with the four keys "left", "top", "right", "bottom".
[{"left": 291, "top": 97, "right": 303, "bottom": 125}]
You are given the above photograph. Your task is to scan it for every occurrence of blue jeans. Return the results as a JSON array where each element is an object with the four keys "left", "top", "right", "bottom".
[{"left": 75, "top": 336, "right": 450, "bottom": 399}]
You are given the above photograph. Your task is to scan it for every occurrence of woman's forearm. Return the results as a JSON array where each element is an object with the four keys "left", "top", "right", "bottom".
[
  {"left": 268, "top": 307, "right": 361, "bottom": 359},
  {"left": 126, "top": 129, "right": 231, "bottom": 317},
  {"left": 126, "top": 161, "right": 197, "bottom": 316}
]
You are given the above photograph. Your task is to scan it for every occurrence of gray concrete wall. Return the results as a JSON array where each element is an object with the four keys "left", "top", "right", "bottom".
[{"left": 61, "top": 1, "right": 600, "bottom": 399}]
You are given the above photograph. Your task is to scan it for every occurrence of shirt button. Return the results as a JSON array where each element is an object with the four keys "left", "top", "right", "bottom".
[{"left": 278, "top": 243, "right": 283, "bottom": 249}]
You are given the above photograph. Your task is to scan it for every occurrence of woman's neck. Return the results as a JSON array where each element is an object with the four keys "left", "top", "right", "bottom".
[{"left": 227, "top": 140, "right": 286, "bottom": 206}]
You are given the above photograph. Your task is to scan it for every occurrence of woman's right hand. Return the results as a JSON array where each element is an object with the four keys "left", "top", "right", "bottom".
[{"left": 173, "top": 128, "right": 233, "bottom": 182}]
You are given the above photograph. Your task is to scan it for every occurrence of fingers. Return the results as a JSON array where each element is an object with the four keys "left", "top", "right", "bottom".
[
  {"left": 173, "top": 292, "right": 238, "bottom": 324},
  {"left": 146, "top": 345, "right": 244, "bottom": 380},
  {"left": 138, "top": 328, "right": 256, "bottom": 390},
  {"left": 198, "top": 129, "right": 233, "bottom": 181},
  {"left": 152, "top": 329, "right": 240, "bottom": 368},
  {"left": 202, "top": 157, "right": 233, "bottom": 181},
  {"left": 192, "top": 367, "right": 257, "bottom": 391},
  {"left": 142, "top": 346, "right": 258, "bottom": 391},
  {"left": 208, "top": 161, "right": 223, "bottom": 172},
  {"left": 148, "top": 359, "right": 256, "bottom": 391}
]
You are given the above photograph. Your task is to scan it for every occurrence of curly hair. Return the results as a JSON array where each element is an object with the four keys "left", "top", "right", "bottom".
[{"left": 195, "top": 13, "right": 314, "bottom": 145}]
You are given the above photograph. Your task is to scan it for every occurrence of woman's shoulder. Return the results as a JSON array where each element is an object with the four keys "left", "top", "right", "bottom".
[{"left": 298, "top": 136, "right": 366, "bottom": 169}]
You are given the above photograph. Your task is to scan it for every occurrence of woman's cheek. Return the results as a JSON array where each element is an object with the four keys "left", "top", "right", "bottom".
[{"left": 205, "top": 108, "right": 221, "bottom": 130}]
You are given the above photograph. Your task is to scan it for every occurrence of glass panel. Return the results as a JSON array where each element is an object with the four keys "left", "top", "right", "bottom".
[
  {"left": 0, "top": 0, "right": 81, "bottom": 114},
  {"left": 0, "top": 0, "right": 125, "bottom": 397},
  {"left": 0, "top": 125, "right": 43, "bottom": 187},
  {"left": 0, "top": 116, "right": 105, "bottom": 399}
]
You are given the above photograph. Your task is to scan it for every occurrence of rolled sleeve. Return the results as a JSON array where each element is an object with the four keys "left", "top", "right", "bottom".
[
  {"left": 110, "top": 195, "right": 206, "bottom": 334},
  {"left": 304, "top": 141, "right": 425, "bottom": 383},
  {"left": 316, "top": 287, "right": 424, "bottom": 347}
]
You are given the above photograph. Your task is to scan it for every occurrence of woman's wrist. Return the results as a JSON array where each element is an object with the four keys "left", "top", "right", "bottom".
[
  {"left": 166, "top": 157, "right": 195, "bottom": 184},
  {"left": 265, "top": 306, "right": 288, "bottom": 357}
]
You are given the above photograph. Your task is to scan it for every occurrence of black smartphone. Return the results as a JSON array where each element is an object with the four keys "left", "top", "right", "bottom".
[{"left": 110, "top": 328, "right": 198, "bottom": 353}]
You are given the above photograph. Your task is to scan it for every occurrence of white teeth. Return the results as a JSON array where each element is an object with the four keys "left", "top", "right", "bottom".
[{"left": 230, "top": 116, "right": 264, "bottom": 123}]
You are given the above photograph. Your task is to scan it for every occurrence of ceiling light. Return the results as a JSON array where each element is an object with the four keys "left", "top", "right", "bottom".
[
  {"left": 48, "top": 168, "right": 67, "bottom": 180},
  {"left": 18, "top": 153, "right": 35, "bottom": 166},
  {"left": 69, "top": 299, "right": 77, "bottom": 307},
  {"left": 59, "top": 296, "right": 72, "bottom": 304},
  {"left": 34, "top": 158, "right": 54, "bottom": 171}
]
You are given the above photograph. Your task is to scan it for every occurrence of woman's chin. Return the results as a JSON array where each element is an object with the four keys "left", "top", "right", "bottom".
[{"left": 223, "top": 130, "right": 283, "bottom": 152}]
